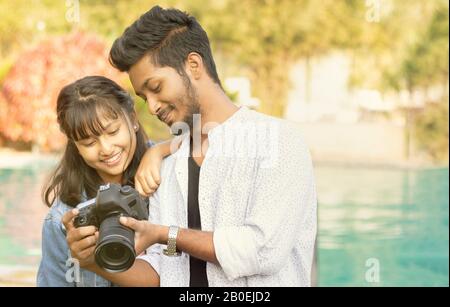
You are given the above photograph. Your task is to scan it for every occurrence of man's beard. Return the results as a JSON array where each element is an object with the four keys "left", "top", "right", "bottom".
[
  {"left": 167, "top": 77, "right": 200, "bottom": 136},
  {"left": 181, "top": 78, "right": 200, "bottom": 131}
]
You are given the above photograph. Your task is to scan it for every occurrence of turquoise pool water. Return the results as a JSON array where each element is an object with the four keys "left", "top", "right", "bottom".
[
  {"left": 317, "top": 166, "right": 449, "bottom": 286},
  {"left": 0, "top": 159, "right": 55, "bottom": 267},
  {"left": 0, "top": 160, "right": 448, "bottom": 286}
]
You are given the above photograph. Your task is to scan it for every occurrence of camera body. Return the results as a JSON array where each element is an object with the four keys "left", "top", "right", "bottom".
[
  {"left": 74, "top": 183, "right": 148, "bottom": 228},
  {"left": 74, "top": 183, "right": 149, "bottom": 272}
]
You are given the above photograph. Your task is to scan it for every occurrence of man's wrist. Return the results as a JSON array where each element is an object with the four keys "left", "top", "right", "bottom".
[{"left": 157, "top": 225, "right": 170, "bottom": 244}]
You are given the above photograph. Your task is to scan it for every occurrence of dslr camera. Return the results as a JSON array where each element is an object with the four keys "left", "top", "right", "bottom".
[{"left": 74, "top": 183, "right": 149, "bottom": 272}]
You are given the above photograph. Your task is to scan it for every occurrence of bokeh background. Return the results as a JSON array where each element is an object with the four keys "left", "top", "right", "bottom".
[{"left": 0, "top": 0, "right": 448, "bottom": 286}]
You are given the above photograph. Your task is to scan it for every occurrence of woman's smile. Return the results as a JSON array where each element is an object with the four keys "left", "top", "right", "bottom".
[{"left": 101, "top": 149, "right": 124, "bottom": 167}]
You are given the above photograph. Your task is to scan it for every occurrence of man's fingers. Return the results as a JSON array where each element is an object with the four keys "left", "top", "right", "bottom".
[
  {"left": 120, "top": 216, "right": 141, "bottom": 231},
  {"left": 62, "top": 209, "right": 79, "bottom": 231}
]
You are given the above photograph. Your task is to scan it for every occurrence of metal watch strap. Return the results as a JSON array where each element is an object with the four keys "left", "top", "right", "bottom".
[{"left": 163, "top": 226, "right": 181, "bottom": 257}]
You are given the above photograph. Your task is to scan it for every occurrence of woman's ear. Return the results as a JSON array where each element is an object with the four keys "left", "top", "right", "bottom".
[{"left": 128, "top": 112, "right": 139, "bottom": 132}]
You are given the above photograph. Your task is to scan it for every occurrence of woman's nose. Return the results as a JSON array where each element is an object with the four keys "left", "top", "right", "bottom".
[{"left": 99, "top": 138, "right": 114, "bottom": 156}]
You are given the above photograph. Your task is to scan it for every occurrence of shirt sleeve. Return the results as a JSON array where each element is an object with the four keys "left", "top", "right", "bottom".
[
  {"left": 136, "top": 189, "right": 162, "bottom": 276},
  {"left": 213, "top": 134, "right": 317, "bottom": 281},
  {"left": 37, "top": 204, "right": 75, "bottom": 287},
  {"left": 146, "top": 139, "right": 156, "bottom": 148}
]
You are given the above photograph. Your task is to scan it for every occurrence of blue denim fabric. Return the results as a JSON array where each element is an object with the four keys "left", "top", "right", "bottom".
[{"left": 37, "top": 199, "right": 113, "bottom": 287}]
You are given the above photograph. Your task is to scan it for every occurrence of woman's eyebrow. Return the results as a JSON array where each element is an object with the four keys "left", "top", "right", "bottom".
[
  {"left": 79, "top": 121, "right": 118, "bottom": 141},
  {"left": 103, "top": 122, "right": 118, "bottom": 130},
  {"left": 91, "top": 121, "right": 118, "bottom": 135}
]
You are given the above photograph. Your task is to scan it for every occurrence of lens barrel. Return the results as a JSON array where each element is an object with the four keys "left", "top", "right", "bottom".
[{"left": 95, "top": 215, "right": 136, "bottom": 272}]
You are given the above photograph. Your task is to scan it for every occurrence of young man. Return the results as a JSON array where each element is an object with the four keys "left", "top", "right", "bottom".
[{"left": 63, "top": 5, "right": 317, "bottom": 287}]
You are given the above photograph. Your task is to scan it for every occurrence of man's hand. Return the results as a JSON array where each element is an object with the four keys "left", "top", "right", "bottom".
[
  {"left": 119, "top": 216, "right": 165, "bottom": 255},
  {"left": 62, "top": 209, "right": 98, "bottom": 268},
  {"left": 134, "top": 146, "right": 163, "bottom": 197}
]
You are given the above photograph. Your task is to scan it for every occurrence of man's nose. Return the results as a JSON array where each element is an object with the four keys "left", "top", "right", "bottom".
[{"left": 146, "top": 96, "right": 162, "bottom": 116}]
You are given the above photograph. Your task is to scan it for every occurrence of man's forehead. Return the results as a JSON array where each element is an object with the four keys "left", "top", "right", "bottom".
[
  {"left": 129, "top": 60, "right": 180, "bottom": 91},
  {"left": 129, "top": 55, "right": 158, "bottom": 80}
]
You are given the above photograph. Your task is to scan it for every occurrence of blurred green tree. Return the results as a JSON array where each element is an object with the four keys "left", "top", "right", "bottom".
[
  {"left": 179, "top": 0, "right": 368, "bottom": 116},
  {"left": 414, "top": 101, "right": 449, "bottom": 163}
]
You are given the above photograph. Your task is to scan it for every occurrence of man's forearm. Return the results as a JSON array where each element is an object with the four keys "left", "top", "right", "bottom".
[{"left": 88, "top": 259, "right": 159, "bottom": 287}]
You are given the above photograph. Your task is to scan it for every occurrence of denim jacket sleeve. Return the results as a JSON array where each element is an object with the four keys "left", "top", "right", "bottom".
[{"left": 37, "top": 199, "right": 112, "bottom": 287}]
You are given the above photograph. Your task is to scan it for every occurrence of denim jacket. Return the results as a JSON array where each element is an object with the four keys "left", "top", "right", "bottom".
[{"left": 37, "top": 198, "right": 113, "bottom": 287}]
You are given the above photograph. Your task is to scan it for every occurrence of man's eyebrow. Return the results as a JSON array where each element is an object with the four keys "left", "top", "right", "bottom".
[{"left": 137, "top": 77, "right": 154, "bottom": 96}]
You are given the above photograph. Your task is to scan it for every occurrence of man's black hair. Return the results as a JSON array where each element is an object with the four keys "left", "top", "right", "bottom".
[{"left": 110, "top": 6, "right": 221, "bottom": 86}]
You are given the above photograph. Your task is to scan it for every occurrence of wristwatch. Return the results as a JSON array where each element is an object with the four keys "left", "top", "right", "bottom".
[{"left": 163, "top": 226, "right": 181, "bottom": 257}]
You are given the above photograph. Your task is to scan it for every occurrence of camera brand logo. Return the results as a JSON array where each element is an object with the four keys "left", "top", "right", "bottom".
[{"left": 100, "top": 183, "right": 111, "bottom": 191}]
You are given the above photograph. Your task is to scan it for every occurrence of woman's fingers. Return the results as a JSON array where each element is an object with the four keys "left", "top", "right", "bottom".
[
  {"left": 66, "top": 225, "right": 97, "bottom": 245},
  {"left": 150, "top": 167, "right": 161, "bottom": 185},
  {"left": 62, "top": 209, "right": 79, "bottom": 232},
  {"left": 77, "top": 246, "right": 96, "bottom": 262},
  {"left": 135, "top": 174, "right": 152, "bottom": 196},
  {"left": 135, "top": 172, "right": 157, "bottom": 196},
  {"left": 71, "top": 234, "right": 97, "bottom": 253},
  {"left": 135, "top": 179, "right": 144, "bottom": 196}
]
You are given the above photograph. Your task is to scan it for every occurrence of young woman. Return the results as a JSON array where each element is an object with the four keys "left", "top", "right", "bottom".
[{"left": 37, "top": 76, "right": 171, "bottom": 287}]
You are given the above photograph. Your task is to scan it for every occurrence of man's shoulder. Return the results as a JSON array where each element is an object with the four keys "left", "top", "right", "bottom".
[{"left": 246, "top": 109, "right": 306, "bottom": 145}]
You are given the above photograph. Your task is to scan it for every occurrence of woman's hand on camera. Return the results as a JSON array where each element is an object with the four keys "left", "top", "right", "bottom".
[{"left": 62, "top": 209, "right": 99, "bottom": 268}]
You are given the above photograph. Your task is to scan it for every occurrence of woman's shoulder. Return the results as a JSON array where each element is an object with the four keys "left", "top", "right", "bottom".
[{"left": 45, "top": 198, "right": 74, "bottom": 224}]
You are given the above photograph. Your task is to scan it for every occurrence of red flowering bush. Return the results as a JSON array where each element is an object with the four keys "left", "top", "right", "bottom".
[{"left": 0, "top": 32, "right": 125, "bottom": 151}]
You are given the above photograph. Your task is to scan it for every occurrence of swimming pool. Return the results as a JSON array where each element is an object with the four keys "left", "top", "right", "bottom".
[
  {"left": 0, "top": 158, "right": 448, "bottom": 286},
  {"left": 317, "top": 165, "right": 449, "bottom": 286}
]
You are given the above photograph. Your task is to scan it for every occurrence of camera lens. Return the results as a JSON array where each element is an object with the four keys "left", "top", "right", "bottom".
[
  {"left": 95, "top": 215, "right": 136, "bottom": 273},
  {"left": 96, "top": 241, "right": 134, "bottom": 270}
]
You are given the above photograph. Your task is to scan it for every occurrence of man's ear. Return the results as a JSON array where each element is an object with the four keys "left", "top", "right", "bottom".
[{"left": 185, "top": 52, "right": 203, "bottom": 80}]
